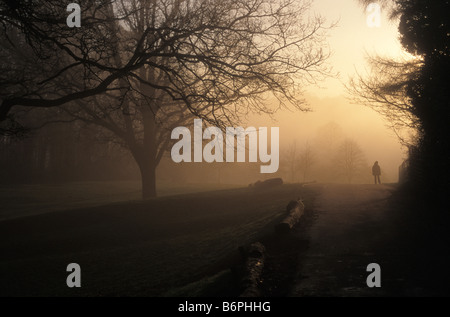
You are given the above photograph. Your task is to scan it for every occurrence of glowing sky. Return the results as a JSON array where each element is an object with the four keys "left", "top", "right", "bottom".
[
  {"left": 309, "top": 0, "right": 405, "bottom": 97},
  {"left": 250, "top": 0, "right": 408, "bottom": 182}
]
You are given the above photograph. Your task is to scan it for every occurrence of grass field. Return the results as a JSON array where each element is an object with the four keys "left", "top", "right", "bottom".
[
  {"left": 0, "top": 182, "right": 315, "bottom": 296},
  {"left": 0, "top": 181, "right": 240, "bottom": 220}
]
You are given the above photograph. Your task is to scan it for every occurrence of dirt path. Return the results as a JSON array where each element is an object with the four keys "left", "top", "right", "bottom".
[{"left": 290, "top": 183, "right": 413, "bottom": 297}]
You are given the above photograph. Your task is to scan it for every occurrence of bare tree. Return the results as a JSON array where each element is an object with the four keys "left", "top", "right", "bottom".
[
  {"left": 347, "top": 55, "right": 422, "bottom": 146},
  {"left": 282, "top": 140, "right": 315, "bottom": 183},
  {"left": 315, "top": 121, "right": 344, "bottom": 157},
  {"left": 298, "top": 141, "right": 315, "bottom": 182},
  {"left": 283, "top": 141, "right": 299, "bottom": 182},
  {"left": 1, "top": 0, "right": 332, "bottom": 198},
  {"left": 0, "top": 0, "right": 331, "bottom": 124},
  {"left": 335, "top": 138, "right": 367, "bottom": 184}
]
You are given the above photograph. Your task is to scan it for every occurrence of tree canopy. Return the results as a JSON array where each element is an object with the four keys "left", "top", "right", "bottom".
[
  {"left": 0, "top": 0, "right": 331, "bottom": 128},
  {"left": 1, "top": 0, "right": 332, "bottom": 197}
]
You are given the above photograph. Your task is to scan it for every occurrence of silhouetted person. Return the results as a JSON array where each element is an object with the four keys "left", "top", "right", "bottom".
[{"left": 372, "top": 161, "right": 381, "bottom": 184}]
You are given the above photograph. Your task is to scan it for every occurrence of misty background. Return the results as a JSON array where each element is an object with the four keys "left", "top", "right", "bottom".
[
  {"left": 0, "top": 0, "right": 419, "bottom": 200},
  {"left": 1, "top": 0, "right": 449, "bottom": 298},
  {"left": 0, "top": 0, "right": 407, "bottom": 189},
  {"left": 0, "top": 93, "right": 406, "bottom": 187}
]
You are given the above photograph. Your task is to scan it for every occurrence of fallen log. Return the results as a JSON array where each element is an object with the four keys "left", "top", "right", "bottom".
[
  {"left": 249, "top": 178, "right": 283, "bottom": 190},
  {"left": 275, "top": 199, "right": 305, "bottom": 233},
  {"left": 238, "top": 242, "right": 266, "bottom": 297}
]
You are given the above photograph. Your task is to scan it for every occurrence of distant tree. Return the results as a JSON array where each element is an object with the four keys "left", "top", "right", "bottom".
[
  {"left": 282, "top": 140, "right": 315, "bottom": 183},
  {"left": 298, "top": 142, "right": 315, "bottom": 182},
  {"left": 315, "top": 122, "right": 344, "bottom": 157},
  {"left": 282, "top": 141, "right": 299, "bottom": 183},
  {"left": 335, "top": 139, "right": 367, "bottom": 184}
]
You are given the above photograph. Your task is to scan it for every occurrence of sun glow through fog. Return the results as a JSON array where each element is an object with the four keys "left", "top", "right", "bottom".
[
  {"left": 246, "top": 0, "right": 409, "bottom": 183},
  {"left": 309, "top": 0, "right": 405, "bottom": 97}
]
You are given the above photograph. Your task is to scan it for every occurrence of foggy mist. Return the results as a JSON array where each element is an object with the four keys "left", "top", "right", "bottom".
[{"left": 1, "top": 0, "right": 449, "bottom": 300}]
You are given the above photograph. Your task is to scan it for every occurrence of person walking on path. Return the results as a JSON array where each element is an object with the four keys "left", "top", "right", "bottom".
[{"left": 372, "top": 161, "right": 381, "bottom": 184}]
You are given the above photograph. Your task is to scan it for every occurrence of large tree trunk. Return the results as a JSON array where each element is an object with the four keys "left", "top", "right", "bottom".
[
  {"left": 140, "top": 160, "right": 157, "bottom": 199},
  {"left": 134, "top": 143, "right": 158, "bottom": 199},
  {"left": 139, "top": 105, "right": 158, "bottom": 199},
  {"left": 131, "top": 132, "right": 160, "bottom": 199},
  {"left": 128, "top": 111, "right": 159, "bottom": 200}
]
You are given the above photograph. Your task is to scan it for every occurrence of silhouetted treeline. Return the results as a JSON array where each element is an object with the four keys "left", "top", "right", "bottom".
[
  {"left": 0, "top": 123, "right": 139, "bottom": 184},
  {"left": 1, "top": 120, "right": 380, "bottom": 186},
  {"left": 396, "top": 0, "right": 450, "bottom": 212},
  {"left": 0, "top": 121, "right": 268, "bottom": 186}
]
